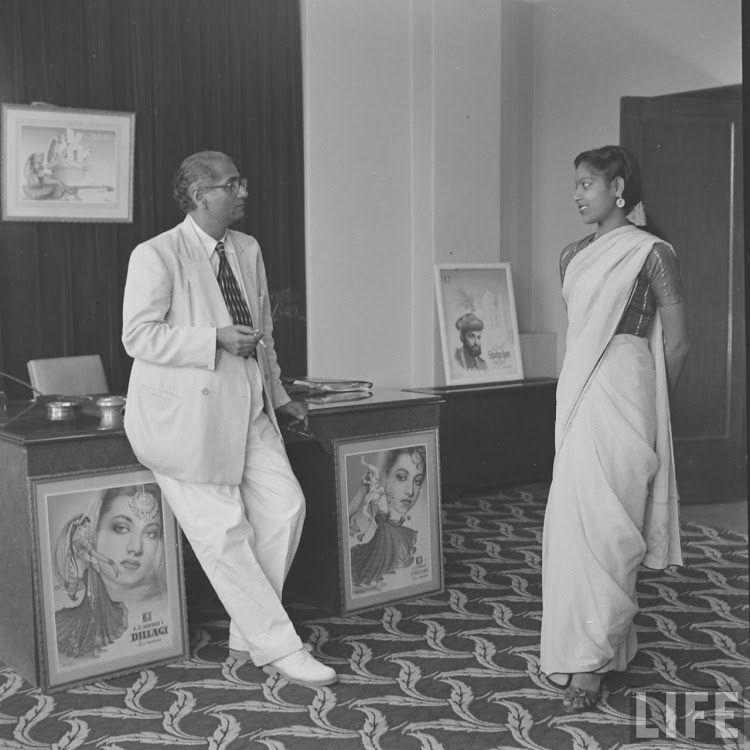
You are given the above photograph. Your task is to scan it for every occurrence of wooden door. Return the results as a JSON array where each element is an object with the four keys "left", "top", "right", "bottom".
[{"left": 621, "top": 86, "right": 745, "bottom": 501}]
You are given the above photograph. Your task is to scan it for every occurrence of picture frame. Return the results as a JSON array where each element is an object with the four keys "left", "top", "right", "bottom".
[
  {"left": 434, "top": 263, "right": 524, "bottom": 385},
  {"left": 336, "top": 428, "right": 443, "bottom": 613},
  {"left": 29, "top": 466, "right": 188, "bottom": 692},
  {"left": 1, "top": 103, "right": 135, "bottom": 222}
]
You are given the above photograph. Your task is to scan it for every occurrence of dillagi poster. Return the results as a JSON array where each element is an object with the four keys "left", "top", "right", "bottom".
[
  {"left": 338, "top": 430, "right": 443, "bottom": 613},
  {"left": 32, "top": 468, "right": 187, "bottom": 690}
]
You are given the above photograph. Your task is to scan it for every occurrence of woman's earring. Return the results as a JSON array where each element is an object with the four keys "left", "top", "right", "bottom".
[{"left": 616, "top": 196, "right": 625, "bottom": 209}]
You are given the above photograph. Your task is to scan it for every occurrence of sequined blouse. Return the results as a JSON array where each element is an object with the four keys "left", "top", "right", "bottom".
[{"left": 559, "top": 233, "right": 684, "bottom": 338}]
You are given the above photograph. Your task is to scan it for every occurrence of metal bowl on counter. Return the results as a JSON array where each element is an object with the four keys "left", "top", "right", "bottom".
[{"left": 45, "top": 399, "right": 80, "bottom": 421}]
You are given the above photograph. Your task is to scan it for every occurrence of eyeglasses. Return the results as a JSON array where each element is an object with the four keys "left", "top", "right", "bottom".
[{"left": 202, "top": 176, "right": 247, "bottom": 194}]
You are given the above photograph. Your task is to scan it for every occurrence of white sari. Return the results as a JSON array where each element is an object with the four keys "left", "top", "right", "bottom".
[{"left": 541, "top": 224, "right": 682, "bottom": 679}]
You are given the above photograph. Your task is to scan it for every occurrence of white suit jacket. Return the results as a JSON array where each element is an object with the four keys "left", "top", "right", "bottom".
[{"left": 122, "top": 216, "right": 290, "bottom": 484}]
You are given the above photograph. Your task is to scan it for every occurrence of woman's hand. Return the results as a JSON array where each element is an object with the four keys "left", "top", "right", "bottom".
[{"left": 365, "top": 486, "right": 385, "bottom": 507}]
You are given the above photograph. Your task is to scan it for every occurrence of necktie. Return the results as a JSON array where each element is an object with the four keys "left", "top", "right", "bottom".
[{"left": 215, "top": 241, "right": 254, "bottom": 328}]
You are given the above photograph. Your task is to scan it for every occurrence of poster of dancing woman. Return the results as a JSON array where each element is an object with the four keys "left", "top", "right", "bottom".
[{"left": 337, "top": 429, "right": 443, "bottom": 613}]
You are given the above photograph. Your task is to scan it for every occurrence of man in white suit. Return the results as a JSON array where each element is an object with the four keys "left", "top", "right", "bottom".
[{"left": 122, "top": 151, "right": 337, "bottom": 687}]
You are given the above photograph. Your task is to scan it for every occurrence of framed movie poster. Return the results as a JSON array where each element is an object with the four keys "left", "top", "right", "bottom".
[
  {"left": 336, "top": 429, "right": 443, "bottom": 614},
  {"left": 1, "top": 103, "right": 135, "bottom": 222},
  {"left": 30, "top": 467, "right": 187, "bottom": 691},
  {"left": 434, "top": 263, "right": 524, "bottom": 385}
]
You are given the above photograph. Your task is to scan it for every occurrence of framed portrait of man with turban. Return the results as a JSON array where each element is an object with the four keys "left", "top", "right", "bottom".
[{"left": 434, "top": 263, "right": 524, "bottom": 385}]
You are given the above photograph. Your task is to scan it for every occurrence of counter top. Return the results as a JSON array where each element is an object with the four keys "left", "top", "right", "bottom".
[
  {"left": 0, "top": 398, "right": 118, "bottom": 445},
  {"left": 297, "top": 386, "right": 442, "bottom": 415},
  {"left": 0, "top": 387, "right": 443, "bottom": 446},
  {"left": 407, "top": 377, "right": 557, "bottom": 396}
]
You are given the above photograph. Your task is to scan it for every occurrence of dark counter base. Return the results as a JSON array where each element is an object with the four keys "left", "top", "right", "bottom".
[{"left": 408, "top": 378, "right": 557, "bottom": 497}]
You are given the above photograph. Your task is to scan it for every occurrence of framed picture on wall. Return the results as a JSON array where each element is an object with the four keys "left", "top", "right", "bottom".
[
  {"left": 434, "top": 263, "right": 524, "bottom": 385},
  {"left": 336, "top": 429, "right": 443, "bottom": 614},
  {"left": 1, "top": 103, "right": 135, "bottom": 222},
  {"left": 30, "top": 466, "right": 187, "bottom": 691}
]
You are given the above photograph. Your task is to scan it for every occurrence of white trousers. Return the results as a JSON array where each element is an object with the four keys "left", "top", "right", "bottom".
[{"left": 153, "top": 358, "right": 305, "bottom": 666}]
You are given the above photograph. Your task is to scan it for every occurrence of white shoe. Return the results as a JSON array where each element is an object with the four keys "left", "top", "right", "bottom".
[
  {"left": 263, "top": 648, "right": 337, "bottom": 687},
  {"left": 227, "top": 648, "right": 252, "bottom": 663},
  {"left": 228, "top": 642, "right": 313, "bottom": 663}
]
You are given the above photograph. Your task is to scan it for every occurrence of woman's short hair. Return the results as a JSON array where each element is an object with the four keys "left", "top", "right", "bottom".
[
  {"left": 573, "top": 145, "right": 642, "bottom": 214},
  {"left": 172, "top": 151, "right": 233, "bottom": 213},
  {"left": 382, "top": 445, "right": 427, "bottom": 478}
]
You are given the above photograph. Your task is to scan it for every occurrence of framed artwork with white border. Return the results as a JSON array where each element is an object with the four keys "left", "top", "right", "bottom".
[
  {"left": 434, "top": 263, "right": 524, "bottom": 385},
  {"left": 336, "top": 429, "right": 443, "bottom": 614},
  {"left": 1, "top": 103, "right": 135, "bottom": 222},
  {"left": 29, "top": 466, "right": 187, "bottom": 691}
]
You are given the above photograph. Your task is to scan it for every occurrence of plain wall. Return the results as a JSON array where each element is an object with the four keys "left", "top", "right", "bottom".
[
  {"left": 301, "top": 0, "right": 742, "bottom": 386},
  {"left": 301, "top": 0, "right": 505, "bottom": 387},
  {"left": 530, "top": 0, "right": 742, "bottom": 367},
  {"left": 301, "top": 0, "right": 413, "bottom": 387}
]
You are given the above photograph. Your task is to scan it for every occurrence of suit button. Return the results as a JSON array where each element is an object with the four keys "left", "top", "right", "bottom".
[{"left": 202, "top": 388, "right": 210, "bottom": 395}]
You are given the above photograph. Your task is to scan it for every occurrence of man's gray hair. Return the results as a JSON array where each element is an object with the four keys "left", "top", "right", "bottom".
[{"left": 172, "top": 151, "right": 233, "bottom": 213}]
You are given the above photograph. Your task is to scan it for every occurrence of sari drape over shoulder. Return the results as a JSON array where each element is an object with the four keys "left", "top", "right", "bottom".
[{"left": 541, "top": 224, "right": 682, "bottom": 678}]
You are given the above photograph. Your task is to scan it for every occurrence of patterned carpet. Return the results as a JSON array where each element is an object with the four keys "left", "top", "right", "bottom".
[{"left": 0, "top": 484, "right": 747, "bottom": 750}]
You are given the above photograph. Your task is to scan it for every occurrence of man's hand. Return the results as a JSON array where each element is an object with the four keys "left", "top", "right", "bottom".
[
  {"left": 217, "top": 325, "right": 263, "bottom": 358},
  {"left": 276, "top": 399, "right": 309, "bottom": 428}
]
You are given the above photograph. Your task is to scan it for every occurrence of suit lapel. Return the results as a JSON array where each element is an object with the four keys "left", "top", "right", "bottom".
[{"left": 177, "top": 218, "right": 234, "bottom": 326}]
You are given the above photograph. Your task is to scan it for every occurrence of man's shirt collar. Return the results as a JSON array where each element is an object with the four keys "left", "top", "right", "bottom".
[{"left": 187, "top": 214, "right": 230, "bottom": 260}]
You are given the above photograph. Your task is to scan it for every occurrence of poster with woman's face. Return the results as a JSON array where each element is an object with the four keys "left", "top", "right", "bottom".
[
  {"left": 32, "top": 469, "right": 187, "bottom": 690},
  {"left": 339, "top": 430, "right": 443, "bottom": 613}
]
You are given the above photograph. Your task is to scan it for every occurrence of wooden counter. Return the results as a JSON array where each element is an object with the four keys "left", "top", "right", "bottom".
[
  {"left": 407, "top": 378, "right": 557, "bottom": 497},
  {"left": 0, "top": 401, "right": 139, "bottom": 687}
]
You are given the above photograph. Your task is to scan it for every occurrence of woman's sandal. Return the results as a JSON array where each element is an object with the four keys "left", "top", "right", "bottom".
[{"left": 562, "top": 684, "right": 600, "bottom": 713}]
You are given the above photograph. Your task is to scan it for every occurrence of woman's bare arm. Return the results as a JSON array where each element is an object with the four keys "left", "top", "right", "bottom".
[{"left": 659, "top": 301, "right": 690, "bottom": 392}]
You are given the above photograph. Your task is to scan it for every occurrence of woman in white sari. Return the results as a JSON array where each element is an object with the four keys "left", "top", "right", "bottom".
[{"left": 541, "top": 145, "right": 690, "bottom": 712}]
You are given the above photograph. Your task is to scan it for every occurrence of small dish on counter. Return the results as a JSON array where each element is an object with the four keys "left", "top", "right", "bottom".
[
  {"left": 45, "top": 400, "right": 79, "bottom": 421},
  {"left": 96, "top": 395, "right": 126, "bottom": 430}
]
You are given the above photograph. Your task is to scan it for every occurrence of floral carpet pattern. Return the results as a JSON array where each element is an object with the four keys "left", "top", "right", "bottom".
[{"left": 0, "top": 484, "right": 747, "bottom": 750}]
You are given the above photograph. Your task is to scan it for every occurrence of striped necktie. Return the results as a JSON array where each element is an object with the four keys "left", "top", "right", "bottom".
[{"left": 215, "top": 241, "right": 253, "bottom": 328}]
